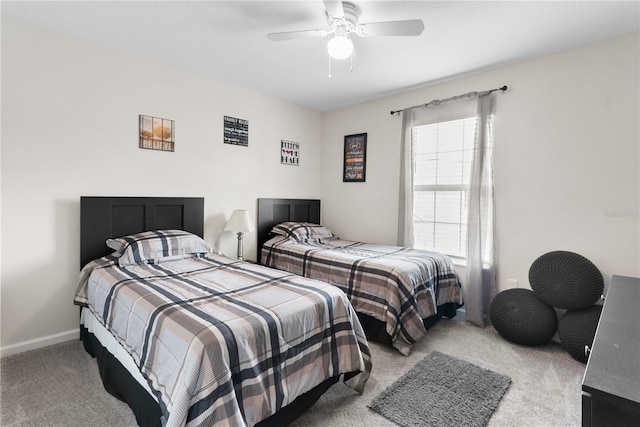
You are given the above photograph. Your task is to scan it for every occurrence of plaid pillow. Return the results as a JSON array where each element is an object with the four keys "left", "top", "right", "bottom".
[
  {"left": 110, "top": 229, "right": 211, "bottom": 267},
  {"left": 271, "top": 222, "right": 335, "bottom": 243}
]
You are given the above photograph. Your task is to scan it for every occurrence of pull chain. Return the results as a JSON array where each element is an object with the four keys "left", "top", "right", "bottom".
[{"left": 328, "top": 54, "right": 355, "bottom": 78}]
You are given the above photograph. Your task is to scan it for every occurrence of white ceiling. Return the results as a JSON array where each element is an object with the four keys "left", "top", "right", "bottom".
[{"left": 3, "top": 1, "right": 639, "bottom": 111}]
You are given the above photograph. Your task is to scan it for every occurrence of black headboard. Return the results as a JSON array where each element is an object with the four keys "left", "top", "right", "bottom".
[
  {"left": 256, "top": 198, "right": 320, "bottom": 264},
  {"left": 80, "top": 196, "right": 204, "bottom": 268}
]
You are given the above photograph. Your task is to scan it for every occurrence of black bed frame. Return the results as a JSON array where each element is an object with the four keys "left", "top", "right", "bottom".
[
  {"left": 79, "top": 196, "right": 338, "bottom": 427},
  {"left": 80, "top": 196, "right": 204, "bottom": 268},
  {"left": 257, "top": 198, "right": 320, "bottom": 264}
]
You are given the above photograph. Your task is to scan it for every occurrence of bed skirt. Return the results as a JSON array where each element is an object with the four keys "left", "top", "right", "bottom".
[
  {"left": 356, "top": 302, "right": 461, "bottom": 345},
  {"left": 80, "top": 327, "right": 341, "bottom": 427}
]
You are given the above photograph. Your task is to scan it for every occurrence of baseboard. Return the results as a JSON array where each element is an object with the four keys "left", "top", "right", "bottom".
[{"left": 1, "top": 328, "right": 80, "bottom": 358}]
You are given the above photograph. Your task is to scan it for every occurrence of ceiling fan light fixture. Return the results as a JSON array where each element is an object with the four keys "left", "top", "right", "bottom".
[{"left": 327, "top": 35, "right": 353, "bottom": 60}]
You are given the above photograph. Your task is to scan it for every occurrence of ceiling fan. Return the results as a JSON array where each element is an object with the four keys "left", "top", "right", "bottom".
[{"left": 267, "top": 0, "right": 425, "bottom": 62}]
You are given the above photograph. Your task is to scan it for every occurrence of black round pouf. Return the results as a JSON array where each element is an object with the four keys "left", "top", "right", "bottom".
[
  {"left": 558, "top": 305, "right": 603, "bottom": 363},
  {"left": 529, "top": 251, "right": 603, "bottom": 310},
  {"left": 489, "top": 288, "right": 557, "bottom": 346}
]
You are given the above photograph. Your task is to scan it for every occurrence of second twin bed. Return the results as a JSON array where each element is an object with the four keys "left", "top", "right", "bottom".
[{"left": 257, "top": 198, "right": 464, "bottom": 356}]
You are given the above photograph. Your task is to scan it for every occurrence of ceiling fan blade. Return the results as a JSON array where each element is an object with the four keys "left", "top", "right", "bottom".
[
  {"left": 357, "top": 19, "right": 425, "bottom": 37},
  {"left": 267, "top": 29, "right": 328, "bottom": 41},
  {"left": 323, "top": 0, "right": 344, "bottom": 19}
]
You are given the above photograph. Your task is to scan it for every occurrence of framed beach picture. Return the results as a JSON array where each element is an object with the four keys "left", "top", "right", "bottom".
[{"left": 139, "top": 115, "right": 175, "bottom": 152}]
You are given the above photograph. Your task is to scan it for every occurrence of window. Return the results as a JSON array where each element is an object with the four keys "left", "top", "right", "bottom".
[{"left": 412, "top": 117, "right": 478, "bottom": 259}]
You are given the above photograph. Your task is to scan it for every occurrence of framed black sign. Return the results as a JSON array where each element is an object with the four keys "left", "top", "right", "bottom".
[
  {"left": 343, "top": 133, "right": 367, "bottom": 182},
  {"left": 223, "top": 115, "right": 248, "bottom": 146}
]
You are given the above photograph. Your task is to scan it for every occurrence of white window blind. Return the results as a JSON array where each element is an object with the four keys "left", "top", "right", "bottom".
[{"left": 412, "top": 117, "right": 477, "bottom": 259}]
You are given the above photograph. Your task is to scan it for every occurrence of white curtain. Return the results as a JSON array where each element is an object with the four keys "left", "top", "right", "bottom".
[
  {"left": 464, "top": 92, "right": 496, "bottom": 327},
  {"left": 397, "top": 108, "right": 415, "bottom": 246},
  {"left": 397, "top": 90, "right": 497, "bottom": 327}
]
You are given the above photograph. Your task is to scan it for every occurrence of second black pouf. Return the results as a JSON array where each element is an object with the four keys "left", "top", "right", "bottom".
[
  {"left": 529, "top": 251, "right": 603, "bottom": 310},
  {"left": 558, "top": 305, "right": 603, "bottom": 363},
  {"left": 489, "top": 288, "right": 557, "bottom": 346}
]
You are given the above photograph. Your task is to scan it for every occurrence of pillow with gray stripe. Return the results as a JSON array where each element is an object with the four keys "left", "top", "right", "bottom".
[
  {"left": 271, "top": 222, "right": 335, "bottom": 243},
  {"left": 109, "top": 229, "right": 211, "bottom": 267}
]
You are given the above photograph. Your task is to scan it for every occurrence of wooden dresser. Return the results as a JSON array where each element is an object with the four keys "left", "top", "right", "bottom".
[{"left": 581, "top": 275, "right": 640, "bottom": 426}]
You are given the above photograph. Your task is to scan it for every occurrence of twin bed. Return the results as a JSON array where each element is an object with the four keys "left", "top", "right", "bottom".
[
  {"left": 75, "top": 197, "right": 370, "bottom": 427},
  {"left": 76, "top": 196, "right": 462, "bottom": 426},
  {"left": 257, "top": 198, "right": 463, "bottom": 356}
]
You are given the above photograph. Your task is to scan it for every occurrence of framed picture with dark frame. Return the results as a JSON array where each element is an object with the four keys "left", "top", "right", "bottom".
[
  {"left": 343, "top": 133, "right": 367, "bottom": 182},
  {"left": 223, "top": 115, "right": 249, "bottom": 147}
]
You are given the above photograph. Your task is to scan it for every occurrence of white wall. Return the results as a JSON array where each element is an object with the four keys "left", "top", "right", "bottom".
[
  {"left": 3, "top": 16, "right": 639, "bottom": 356},
  {"left": 321, "top": 33, "right": 640, "bottom": 296},
  {"left": 0, "top": 17, "right": 323, "bottom": 354}
]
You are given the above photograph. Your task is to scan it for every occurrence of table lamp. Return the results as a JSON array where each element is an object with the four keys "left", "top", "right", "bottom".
[{"left": 224, "top": 209, "right": 255, "bottom": 260}]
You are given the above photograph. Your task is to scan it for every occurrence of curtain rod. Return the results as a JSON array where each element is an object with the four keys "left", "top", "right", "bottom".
[{"left": 390, "top": 85, "right": 508, "bottom": 115}]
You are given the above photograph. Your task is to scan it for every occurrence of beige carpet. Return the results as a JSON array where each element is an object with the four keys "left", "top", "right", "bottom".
[
  {"left": 292, "top": 315, "right": 583, "bottom": 427},
  {"left": 1, "top": 314, "right": 584, "bottom": 426}
]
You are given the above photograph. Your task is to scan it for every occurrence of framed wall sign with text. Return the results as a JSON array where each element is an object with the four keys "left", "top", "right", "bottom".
[
  {"left": 343, "top": 133, "right": 367, "bottom": 182},
  {"left": 281, "top": 140, "right": 300, "bottom": 165},
  {"left": 223, "top": 115, "right": 249, "bottom": 146}
]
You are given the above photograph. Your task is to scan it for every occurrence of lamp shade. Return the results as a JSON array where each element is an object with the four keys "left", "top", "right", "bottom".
[
  {"left": 327, "top": 35, "right": 353, "bottom": 60},
  {"left": 224, "top": 209, "right": 255, "bottom": 233}
]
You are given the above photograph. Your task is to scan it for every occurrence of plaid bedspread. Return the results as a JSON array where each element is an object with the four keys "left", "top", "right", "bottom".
[
  {"left": 262, "top": 236, "right": 463, "bottom": 355},
  {"left": 74, "top": 253, "right": 371, "bottom": 427}
]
